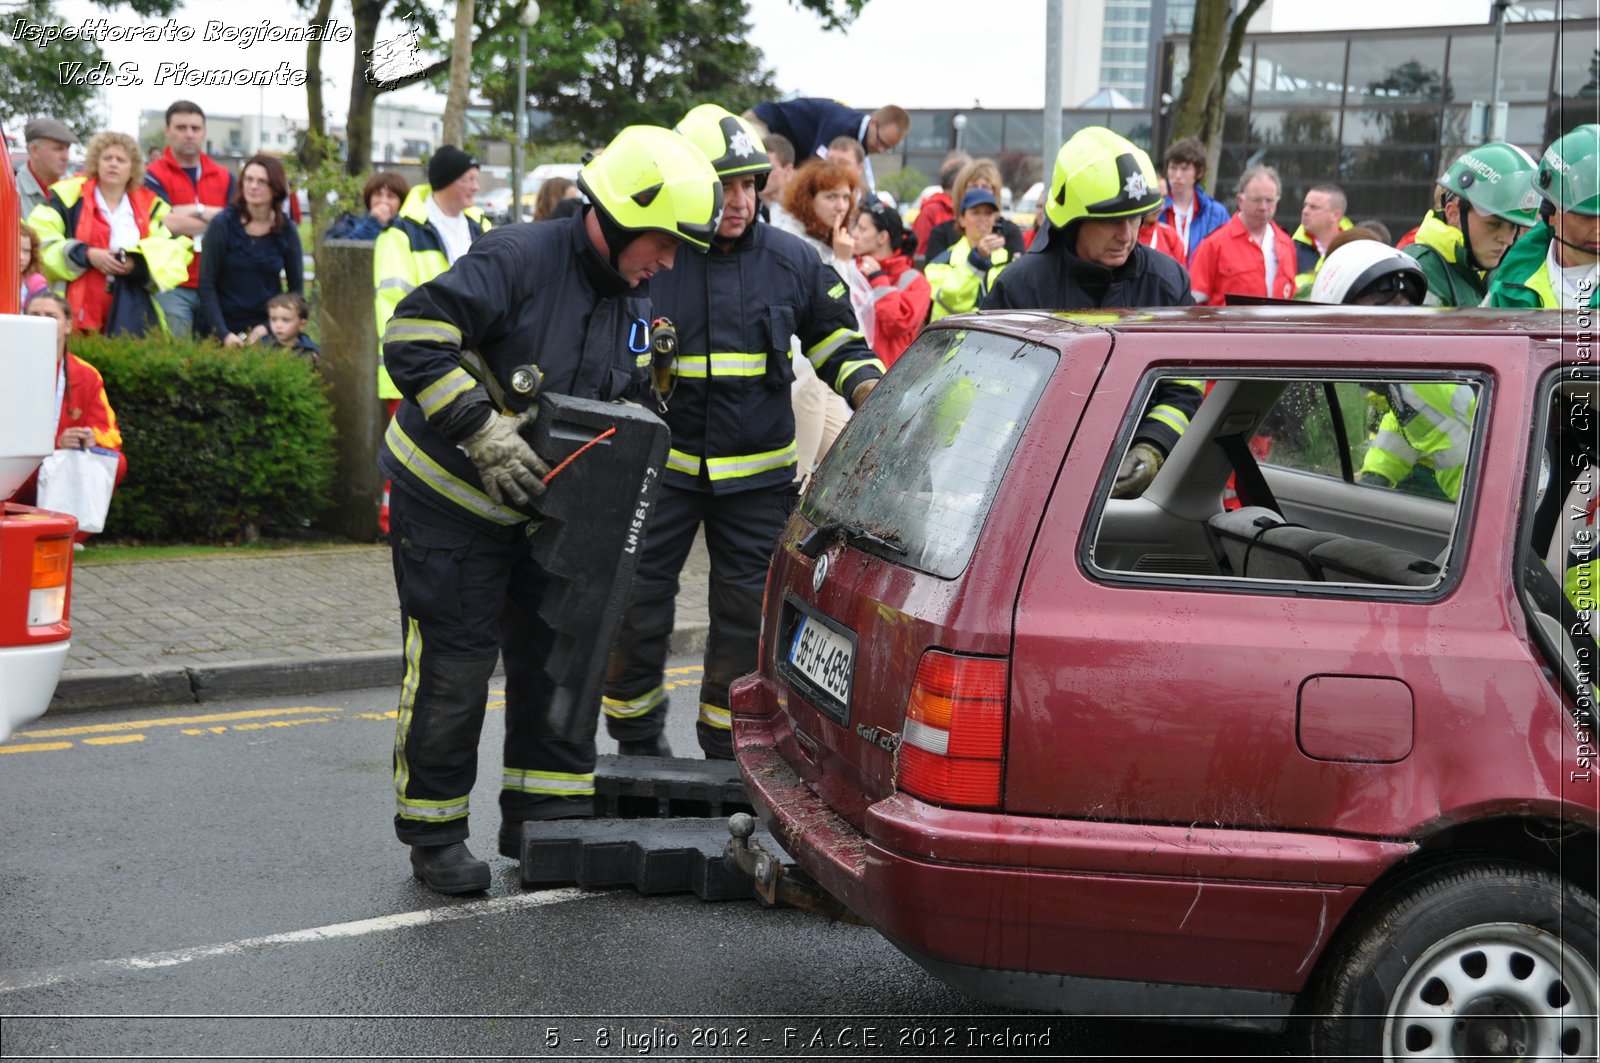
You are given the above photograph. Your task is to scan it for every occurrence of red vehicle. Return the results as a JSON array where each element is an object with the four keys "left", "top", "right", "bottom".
[
  {"left": 0, "top": 125, "right": 77, "bottom": 742},
  {"left": 732, "top": 307, "right": 1599, "bottom": 1056}
]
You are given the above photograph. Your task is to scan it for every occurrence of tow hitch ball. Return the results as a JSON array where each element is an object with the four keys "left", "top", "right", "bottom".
[
  {"left": 725, "top": 812, "right": 782, "bottom": 905},
  {"left": 724, "top": 813, "right": 864, "bottom": 924}
]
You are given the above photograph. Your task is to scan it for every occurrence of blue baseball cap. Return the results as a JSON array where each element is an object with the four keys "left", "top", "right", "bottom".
[{"left": 960, "top": 188, "right": 1000, "bottom": 213}]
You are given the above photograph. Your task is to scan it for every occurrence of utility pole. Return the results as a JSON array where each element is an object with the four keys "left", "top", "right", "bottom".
[
  {"left": 1486, "top": 0, "right": 1512, "bottom": 142},
  {"left": 511, "top": 1, "right": 540, "bottom": 223},
  {"left": 1044, "top": 0, "right": 1063, "bottom": 187}
]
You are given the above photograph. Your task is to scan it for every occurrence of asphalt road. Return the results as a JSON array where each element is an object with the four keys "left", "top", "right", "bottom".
[{"left": 0, "top": 664, "right": 1289, "bottom": 1060}]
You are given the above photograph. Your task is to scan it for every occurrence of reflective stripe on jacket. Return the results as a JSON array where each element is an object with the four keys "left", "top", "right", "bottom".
[
  {"left": 926, "top": 237, "right": 1009, "bottom": 320},
  {"left": 28, "top": 176, "right": 190, "bottom": 333},
  {"left": 1359, "top": 383, "right": 1477, "bottom": 501},
  {"left": 377, "top": 211, "right": 650, "bottom": 530},
  {"left": 650, "top": 222, "right": 883, "bottom": 494},
  {"left": 374, "top": 184, "right": 491, "bottom": 399}
]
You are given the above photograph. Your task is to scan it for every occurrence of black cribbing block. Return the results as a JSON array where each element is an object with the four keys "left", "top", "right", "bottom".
[
  {"left": 592, "top": 754, "right": 755, "bottom": 819},
  {"left": 516, "top": 818, "right": 792, "bottom": 901},
  {"left": 520, "top": 393, "right": 671, "bottom": 746}
]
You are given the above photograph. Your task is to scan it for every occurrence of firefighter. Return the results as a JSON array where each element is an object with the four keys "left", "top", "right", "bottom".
[
  {"left": 602, "top": 104, "right": 884, "bottom": 761},
  {"left": 379, "top": 126, "right": 722, "bottom": 894},
  {"left": 1485, "top": 124, "right": 1600, "bottom": 310},
  {"left": 982, "top": 126, "right": 1202, "bottom": 499},
  {"left": 1406, "top": 142, "right": 1540, "bottom": 307}
]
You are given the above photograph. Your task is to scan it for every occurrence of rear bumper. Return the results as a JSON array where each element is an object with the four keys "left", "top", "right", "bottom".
[
  {"left": 733, "top": 702, "right": 1414, "bottom": 1018},
  {"left": 0, "top": 640, "right": 70, "bottom": 742}
]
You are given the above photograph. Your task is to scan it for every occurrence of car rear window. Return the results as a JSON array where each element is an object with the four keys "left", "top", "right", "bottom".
[{"left": 803, "top": 327, "right": 1058, "bottom": 579}]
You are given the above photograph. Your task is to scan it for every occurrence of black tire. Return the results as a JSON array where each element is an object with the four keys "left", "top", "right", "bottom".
[{"left": 1301, "top": 862, "right": 1599, "bottom": 1061}]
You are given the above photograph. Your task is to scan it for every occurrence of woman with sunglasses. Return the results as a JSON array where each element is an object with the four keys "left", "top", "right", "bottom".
[{"left": 852, "top": 201, "right": 929, "bottom": 367}]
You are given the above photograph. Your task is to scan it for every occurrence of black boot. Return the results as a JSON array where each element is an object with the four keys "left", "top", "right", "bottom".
[
  {"left": 409, "top": 842, "right": 490, "bottom": 894},
  {"left": 499, "top": 799, "right": 595, "bottom": 859},
  {"left": 617, "top": 733, "right": 672, "bottom": 757}
]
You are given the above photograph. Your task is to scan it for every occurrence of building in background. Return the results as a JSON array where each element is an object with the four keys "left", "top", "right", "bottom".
[{"left": 890, "top": 3, "right": 1593, "bottom": 244}]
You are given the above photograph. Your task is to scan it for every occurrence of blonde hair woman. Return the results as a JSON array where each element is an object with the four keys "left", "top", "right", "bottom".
[{"left": 27, "top": 130, "right": 191, "bottom": 336}]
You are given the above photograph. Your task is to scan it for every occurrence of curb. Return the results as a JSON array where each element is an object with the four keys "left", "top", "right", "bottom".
[{"left": 49, "top": 622, "right": 711, "bottom": 715}]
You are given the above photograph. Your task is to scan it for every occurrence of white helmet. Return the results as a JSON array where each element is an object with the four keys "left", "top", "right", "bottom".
[{"left": 1310, "top": 241, "right": 1426, "bottom": 306}]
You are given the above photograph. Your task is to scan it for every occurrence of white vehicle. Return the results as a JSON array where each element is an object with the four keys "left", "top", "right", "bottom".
[
  {"left": 0, "top": 136, "right": 76, "bottom": 742},
  {"left": 484, "top": 163, "right": 583, "bottom": 223}
]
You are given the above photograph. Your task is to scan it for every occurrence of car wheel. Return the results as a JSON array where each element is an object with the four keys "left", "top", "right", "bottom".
[{"left": 1304, "top": 862, "right": 1598, "bottom": 1060}]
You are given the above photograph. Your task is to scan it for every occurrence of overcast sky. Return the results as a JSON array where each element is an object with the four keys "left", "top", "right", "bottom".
[{"left": 31, "top": 0, "right": 1491, "bottom": 134}]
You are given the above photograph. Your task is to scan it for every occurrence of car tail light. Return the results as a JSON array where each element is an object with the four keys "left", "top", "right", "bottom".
[
  {"left": 28, "top": 537, "right": 71, "bottom": 627},
  {"left": 898, "top": 650, "right": 1007, "bottom": 808}
]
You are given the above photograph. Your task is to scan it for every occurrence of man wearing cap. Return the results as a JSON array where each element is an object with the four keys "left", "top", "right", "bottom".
[
  {"left": 17, "top": 118, "right": 78, "bottom": 218},
  {"left": 1407, "top": 143, "right": 1539, "bottom": 307},
  {"left": 144, "top": 101, "right": 236, "bottom": 339},
  {"left": 601, "top": 105, "right": 883, "bottom": 763},
  {"left": 372, "top": 145, "right": 491, "bottom": 537},
  {"left": 379, "top": 126, "right": 722, "bottom": 894}
]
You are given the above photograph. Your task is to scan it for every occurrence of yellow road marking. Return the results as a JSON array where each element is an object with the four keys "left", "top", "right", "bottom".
[
  {"left": 22, "top": 706, "right": 342, "bottom": 738},
  {"left": 83, "top": 734, "right": 146, "bottom": 746},
  {"left": 0, "top": 742, "right": 73, "bottom": 754}
]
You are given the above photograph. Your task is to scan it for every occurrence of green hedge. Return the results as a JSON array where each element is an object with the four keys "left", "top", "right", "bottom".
[{"left": 70, "top": 333, "right": 337, "bottom": 542}]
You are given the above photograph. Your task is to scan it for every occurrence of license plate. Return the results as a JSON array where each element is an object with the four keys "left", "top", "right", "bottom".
[{"left": 787, "top": 613, "right": 854, "bottom": 709}]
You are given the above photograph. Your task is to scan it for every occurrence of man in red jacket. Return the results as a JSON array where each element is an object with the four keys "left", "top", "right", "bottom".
[
  {"left": 144, "top": 101, "right": 236, "bottom": 339},
  {"left": 1188, "top": 165, "right": 1299, "bottom": 305}
]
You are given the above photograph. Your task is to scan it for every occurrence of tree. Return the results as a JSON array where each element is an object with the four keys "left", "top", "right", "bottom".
[
  {"left": 462, "top": 0, "right": 778, "bottom": 144},
  {"left": 440, "top": 0, "right": 476, "bottom": 146},
  {"left": 1165, "top": 0, "right": 1266, "bottom": 181},
  {"left": 0, "top": 0, "right": 179, "bottom": 132}
]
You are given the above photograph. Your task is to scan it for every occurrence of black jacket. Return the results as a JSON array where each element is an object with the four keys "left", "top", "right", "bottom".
[
  {"left": 379, "top": 210, "right": 652, "bottom": 529},
  {"left": 984, "top": 229, "right": 1193, "bottom": 313},
  {"left": 983, "top": 230, "right": 1201, "bottom": 454},
  {"left": 649, "top": 221, "right": 883, "bottom": 494}
]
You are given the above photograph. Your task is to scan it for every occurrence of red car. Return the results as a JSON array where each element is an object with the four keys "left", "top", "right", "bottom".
[{"left": 732, "top": 307, "right": 1598, "bottom": 1057}]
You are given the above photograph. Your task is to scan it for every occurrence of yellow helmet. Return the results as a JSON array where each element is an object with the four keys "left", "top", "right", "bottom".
[
  {"left": 675, "top": 104, "right": 771, "bottom": 182},
  {"left": 1046, "top": 126, "right": 1163, "bottom": 229},
  {"left": 577, "top": 125, "right": 723, "bottom": 252}
]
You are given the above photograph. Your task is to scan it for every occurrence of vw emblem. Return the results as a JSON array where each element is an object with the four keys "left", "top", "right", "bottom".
[{"left": 812, "top": 552, "right": 829, "bottom": 594}]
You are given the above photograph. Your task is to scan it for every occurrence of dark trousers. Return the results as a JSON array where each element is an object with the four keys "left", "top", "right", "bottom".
[
  {"left": 604, "top": 479, "right": 798, "bottom": 758},
  {"left": 388, "top": 485, "right": 595, "bottom": 846}
]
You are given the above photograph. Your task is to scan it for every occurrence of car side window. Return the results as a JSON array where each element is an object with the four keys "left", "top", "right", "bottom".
[{"left": 1089, "top": 374, "right": 1482, "bottom": 593}]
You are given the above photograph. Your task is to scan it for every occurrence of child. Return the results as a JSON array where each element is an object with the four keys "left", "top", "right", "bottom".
[{"left": 252, "top": 292, "right": 321, "bottom": 365}]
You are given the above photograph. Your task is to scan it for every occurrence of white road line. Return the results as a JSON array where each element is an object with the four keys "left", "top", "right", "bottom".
[{"left": 0, "top": 889, "right": 596, "bottom": 995}]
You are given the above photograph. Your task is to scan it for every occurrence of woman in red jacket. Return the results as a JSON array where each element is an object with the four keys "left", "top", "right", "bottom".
[
  {"left": 852, "top": 200, "right": 930, "bottom": 368},
  {"left": 16, "top": 291, "right": 128, "bottom": 541}
]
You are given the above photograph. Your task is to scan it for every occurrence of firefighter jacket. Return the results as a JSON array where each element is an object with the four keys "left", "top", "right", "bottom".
[
  {"left": 648, "top": 221, "right": 883, "bottom": 495},
  {"left": 1406, "top": 212, "right": 1488, "bottom": 307},
  {"left": 1188, "top": 214, "right": 1298, "bottom": 305},
  {"left": 378, "top": 210, "right": 651, "bottom": 530},
  {"left": 28, "top": 176, "right": 191, "bottom": 335},
  {"left": 144, "top": 147, "right": 236, "bottom": 289},
  {"left": 374, "top": 184, "right": 492, "bottom": 399},
  {"left": 1359, "top": 383, "right": 1476, "bottom": 502},
  {"left": 926, "top": 237, "right": 1010, "bottom": 320},
  {"left": 982, "top": 230, "right": 1201, "bottom": 455},
  {"left": 1484, "top": 221, "right": 1599, "bottom": 310}
]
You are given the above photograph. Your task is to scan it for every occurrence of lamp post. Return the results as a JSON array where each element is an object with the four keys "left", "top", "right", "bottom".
[
  {"left": 510, "top": 0, "right": 540, "bottom": 223},
  {"left": 952, "top": 112, "right": 967, "bottom": 153}
]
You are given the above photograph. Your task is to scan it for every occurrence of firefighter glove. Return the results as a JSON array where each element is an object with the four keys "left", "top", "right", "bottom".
[
  {"left": 1112, "top": 442, "right": 1164, "bottom": 499},
  {"left": 461, "top": 409, "right": 550, "bottom": 506}
]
